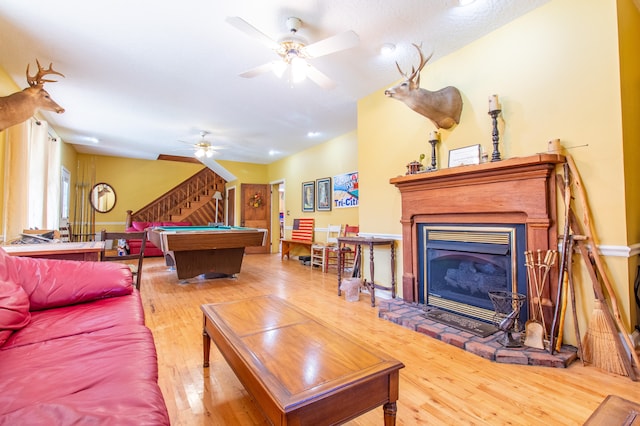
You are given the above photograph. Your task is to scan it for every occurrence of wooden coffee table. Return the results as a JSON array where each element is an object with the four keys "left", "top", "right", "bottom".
[{"left": 201, "top": 295, "right": 404, "bottom": 425}]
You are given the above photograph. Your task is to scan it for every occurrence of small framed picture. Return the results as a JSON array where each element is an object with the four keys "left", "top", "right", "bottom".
[
  {"left": 316, "top": 177, "right": 332, "bottom": 211},
  {"left": 302, "top": 181, "right": 315, "bottom": 212},
  {"left": 448, "top": 144, "right": 481, "bottom": 167}
]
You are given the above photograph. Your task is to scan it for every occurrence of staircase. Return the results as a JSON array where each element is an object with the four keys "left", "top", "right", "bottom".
[{"left": 126, "top": 168, "right": 226, "bottom": 226}]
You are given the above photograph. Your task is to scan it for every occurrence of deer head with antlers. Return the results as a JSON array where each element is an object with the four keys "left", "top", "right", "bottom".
[
  {"left": 384, "top": 44, "right": 462, "bottom": 130},
  {"left": 0, "top": 59, "right": 65, "bottom": 132}
]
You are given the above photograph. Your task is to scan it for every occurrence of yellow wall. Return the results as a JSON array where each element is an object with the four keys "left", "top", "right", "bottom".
[
  {"left": 75, "top": 155, "right": 204, "bottom": 231},
  {"left": 361, "top": 0, "right": 624, "bottom": 239},
  {"left": 218, "top": 159, "right": 269, "bottom": 227},
  {"left": 0, "top": 130, "right": 5, "bottom": 232},
  {"left": 1, "top": 0, "right": 637, "bottom": 336},
  {"left": 60, "top": 137, "right": 78, "bottom": 203},
  {"left": 619, "top": 0, "right": 640, "bottom": 243},
  {"left": 0, "top": 67, "right": 21, "bottom": 231},
  {"left": 67, "top": 137, "right": 358, "bottom": 253},
  {"left": 618, "top": 0, "right": 640, "bottom": 327},
  {"left": 359, "top": 0, "right": 637, "bottom": 335},
  {"left": 267, "top": 131, "right": 359, "bottom": 234},
  {"left": 219, "top": 133, "right": 359, "bottom": 253}
]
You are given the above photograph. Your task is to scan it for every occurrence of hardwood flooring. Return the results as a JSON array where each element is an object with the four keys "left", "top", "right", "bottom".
[{"left": 141, "top": 254, "right": 640, "bottom": 425}]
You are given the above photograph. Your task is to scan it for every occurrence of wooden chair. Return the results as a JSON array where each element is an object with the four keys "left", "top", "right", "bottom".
[
  {"left": 337, "top": 224, "right": 360, "bottom": 274},
  {"left": 59, "top": 221, "right": 73, "bottom": 242},
  {"left": 311, "top": 224, "right": 342, "bottom": 272},
  {"left": 100, "top": 229, "right": 147, "bottom": 291}
]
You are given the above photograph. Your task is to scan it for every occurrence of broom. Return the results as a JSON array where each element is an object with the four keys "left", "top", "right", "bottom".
[
  {"left": 582, "top": 298, "right": 629, "bottom": 376},
  {"left": 572, "top": 215, "right": 635, "bottom": 378}
]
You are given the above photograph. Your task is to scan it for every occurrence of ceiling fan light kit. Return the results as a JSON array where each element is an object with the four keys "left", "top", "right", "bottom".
[
  {"left": 194, "top": 143, "right": 215, "bottom": 158},
  {"left": 187, "top": 131, "right": 219, "bottom": 159},
  {"left": 227, "top": 15, "right": 359, "bottom": 89}
]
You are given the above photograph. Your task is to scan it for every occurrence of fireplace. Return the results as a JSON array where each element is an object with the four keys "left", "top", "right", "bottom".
[
  {"left": 390, "top": 154, "right": 564, "bottom": 328},
  {"left": 418, "top": 224, "right": 527, "bottom": 323}
]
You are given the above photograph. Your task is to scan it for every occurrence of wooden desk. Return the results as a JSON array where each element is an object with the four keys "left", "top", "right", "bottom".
[
  {"left": 280, "top": 239, "right": 312, "bottom": 260},
  {"left": 1, "top": 241, "right": 105, "bottom": 261},
  {"left": 148, "top": 226, "right": 267, "bottom": 280},
  {"left": 202, "top": 295, "right": 404, "bottom": 425},
  {"left": 337, "top": 236, "right": 396, "bottom": 307}
]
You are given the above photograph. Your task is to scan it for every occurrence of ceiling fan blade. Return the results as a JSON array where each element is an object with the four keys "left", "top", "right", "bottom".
[
  {"left": 239, "top": 62, "right": 274, "bottom": 78},
  {"left": 306, "top": 64, "right": 336, "bottom": 90},
  {"left": 226, "top": 16, "right": 281, "bottom": 50},
  {"left": 304, "top": 30, "right": 359, "bottom": 58}
]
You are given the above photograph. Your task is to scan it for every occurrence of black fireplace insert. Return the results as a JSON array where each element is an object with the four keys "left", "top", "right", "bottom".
[{"left": 418, "top": 224, "right": 528, "bottom": 323}]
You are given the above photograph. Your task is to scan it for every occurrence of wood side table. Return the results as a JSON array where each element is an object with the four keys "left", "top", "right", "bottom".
[
  {"left": 337, "top": 236, "right": 396, "bottom": 307},
  {"left": 1, "top": 241, "right": 105, "bottom": 261}
]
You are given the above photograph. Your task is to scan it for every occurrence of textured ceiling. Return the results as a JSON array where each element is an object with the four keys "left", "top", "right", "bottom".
[{"left": 0, "top": 0, "right": 549, "bottom": 165}]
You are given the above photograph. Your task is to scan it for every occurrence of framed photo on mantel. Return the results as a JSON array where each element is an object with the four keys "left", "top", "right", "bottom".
[{"left": 448, "top": 144, "right": 481, "bottom": 167}]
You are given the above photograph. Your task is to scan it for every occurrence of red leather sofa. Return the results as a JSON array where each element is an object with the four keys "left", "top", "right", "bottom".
[
  {"left": 126, "top": 221, "right": 191, "bottom": 257},
  {"left": 0, "top": 248, "right": 169, "bottom": 425}
]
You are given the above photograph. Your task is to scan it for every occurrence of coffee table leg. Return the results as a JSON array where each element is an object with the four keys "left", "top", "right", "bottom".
[
  {"left": 383, "top": 401, "right": 397, "bottom": 426},
  {"left": 203, "top": 317, "right": 211, "bottom": 368}
]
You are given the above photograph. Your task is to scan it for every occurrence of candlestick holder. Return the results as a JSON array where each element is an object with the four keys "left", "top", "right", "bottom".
[
  {"left": 428, "top": 137, "right": 439, "bottom": 171},
  {"left": 489, "top": 109, "right": 501, "bottom": 162}
]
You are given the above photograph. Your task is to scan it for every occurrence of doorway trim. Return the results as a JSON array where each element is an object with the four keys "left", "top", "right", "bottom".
[{"left": 270, "top": 179, "right": 285, "bottom": 255}]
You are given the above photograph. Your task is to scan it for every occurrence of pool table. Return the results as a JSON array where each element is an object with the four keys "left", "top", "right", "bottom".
[{"left": 148, "top": 225, "right": 267, "bottom": 280}]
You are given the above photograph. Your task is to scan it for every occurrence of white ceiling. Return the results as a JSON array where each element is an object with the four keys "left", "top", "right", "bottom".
[{"left": 0, "top": 0, "right": 549, "bottom": 164}]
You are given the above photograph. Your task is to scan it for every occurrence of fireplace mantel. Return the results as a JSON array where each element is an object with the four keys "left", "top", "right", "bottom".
[{"left": 390, "top": 153, "right": 565, "bottom": 309}]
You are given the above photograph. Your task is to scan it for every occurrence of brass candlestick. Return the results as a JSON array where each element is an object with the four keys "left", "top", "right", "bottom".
[{"left": 489, "top": 109, "right": 501, "bottom": 162}]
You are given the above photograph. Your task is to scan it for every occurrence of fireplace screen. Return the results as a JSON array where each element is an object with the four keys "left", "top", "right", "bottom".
[{"left": 418, "top": 224, "right": 527, "bottom": 323}]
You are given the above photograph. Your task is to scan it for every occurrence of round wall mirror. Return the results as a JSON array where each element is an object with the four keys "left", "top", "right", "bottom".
[{"left": 89, "top": 182, "right": 117, "bottom": 213}]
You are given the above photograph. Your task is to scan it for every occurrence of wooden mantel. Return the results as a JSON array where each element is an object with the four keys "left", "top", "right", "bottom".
[{"left": 390, "top": 153, "right": 566, "bottom": 311}]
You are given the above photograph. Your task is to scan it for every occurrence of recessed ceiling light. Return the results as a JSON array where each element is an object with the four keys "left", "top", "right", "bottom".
[
  {"left": 82, "top": 136, "right": 99, "bottom": 144},
  {"left": 307, "top": 131, "right": 320, "bottom": 138},
  {"left": 380, "top": 43, "right": 396, "bottom": 55}
]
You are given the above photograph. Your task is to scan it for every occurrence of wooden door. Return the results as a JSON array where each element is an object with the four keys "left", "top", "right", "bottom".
[
  {"left": 241, "top": 183, "right": 270, "bottom": 254},
  {"left": 227, "top": 188, "right": 235, "bottom": 226}
]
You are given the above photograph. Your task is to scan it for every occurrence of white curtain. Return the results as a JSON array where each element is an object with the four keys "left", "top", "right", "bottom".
[
  {"left": 2, "top": 118, "right": 61, "bottom": 242},
  {"left": 45, "top": 133, "right": 61, "bottom": 228}
]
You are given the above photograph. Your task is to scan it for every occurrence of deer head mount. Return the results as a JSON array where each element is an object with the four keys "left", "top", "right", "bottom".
[
  {"left": 384, "top": 44, "right": 462, "bottom": 130},
  {"left": 0, "top": 59, "right": 65, "bottom": 132}
]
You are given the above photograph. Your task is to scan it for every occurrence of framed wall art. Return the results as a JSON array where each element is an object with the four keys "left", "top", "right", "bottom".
[
  {"left": 302, "top": 181, "right": 315, "bottom": 212},
  {"left": 333, "top": 171, "right": 359, "bottom": 208},
  {"left": 316, "top": 177, "right": 331, "bottom": 211}
]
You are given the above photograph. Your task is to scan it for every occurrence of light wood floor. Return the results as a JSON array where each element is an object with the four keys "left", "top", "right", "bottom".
[{"left": 141, "top": 254, "right": 640, "bottom": 425}]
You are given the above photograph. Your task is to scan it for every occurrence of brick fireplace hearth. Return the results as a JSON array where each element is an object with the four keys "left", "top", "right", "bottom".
[{"left": 378, "top": 298, "right": 578, "bottom": 367}]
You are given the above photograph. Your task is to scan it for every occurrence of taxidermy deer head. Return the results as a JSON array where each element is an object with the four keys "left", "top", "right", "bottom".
[
  {"left": 0, "top": 60, "right": 65, "bottom": 132},
  {"left": 384, "top": 44, "right": 462, "bottom": 130}
]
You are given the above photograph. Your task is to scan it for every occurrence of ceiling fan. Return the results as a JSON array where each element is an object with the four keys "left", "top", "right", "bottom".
[
  {"left": 226, "top": 16, "right": 359, "bottom": 89},
  {"left": 179, "top": 131, "right": 226, "bottom": 159}
]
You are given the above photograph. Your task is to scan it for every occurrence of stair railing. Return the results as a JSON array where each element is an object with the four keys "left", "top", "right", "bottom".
[{"left": 126, "top": 168, "right": 225, "bottom": 227}]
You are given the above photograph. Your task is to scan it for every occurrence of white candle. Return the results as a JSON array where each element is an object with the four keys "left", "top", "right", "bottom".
[
  {"left": 429, "top": 130, "right": 439, "bottom": 141},
  {"left": 488, "top": 94, "right": 501, "bottom": 112}
]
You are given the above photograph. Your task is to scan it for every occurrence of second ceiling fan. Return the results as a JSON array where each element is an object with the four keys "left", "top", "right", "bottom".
[{"left": 226, "top": 16, "right": 359, "bottom": 89}]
